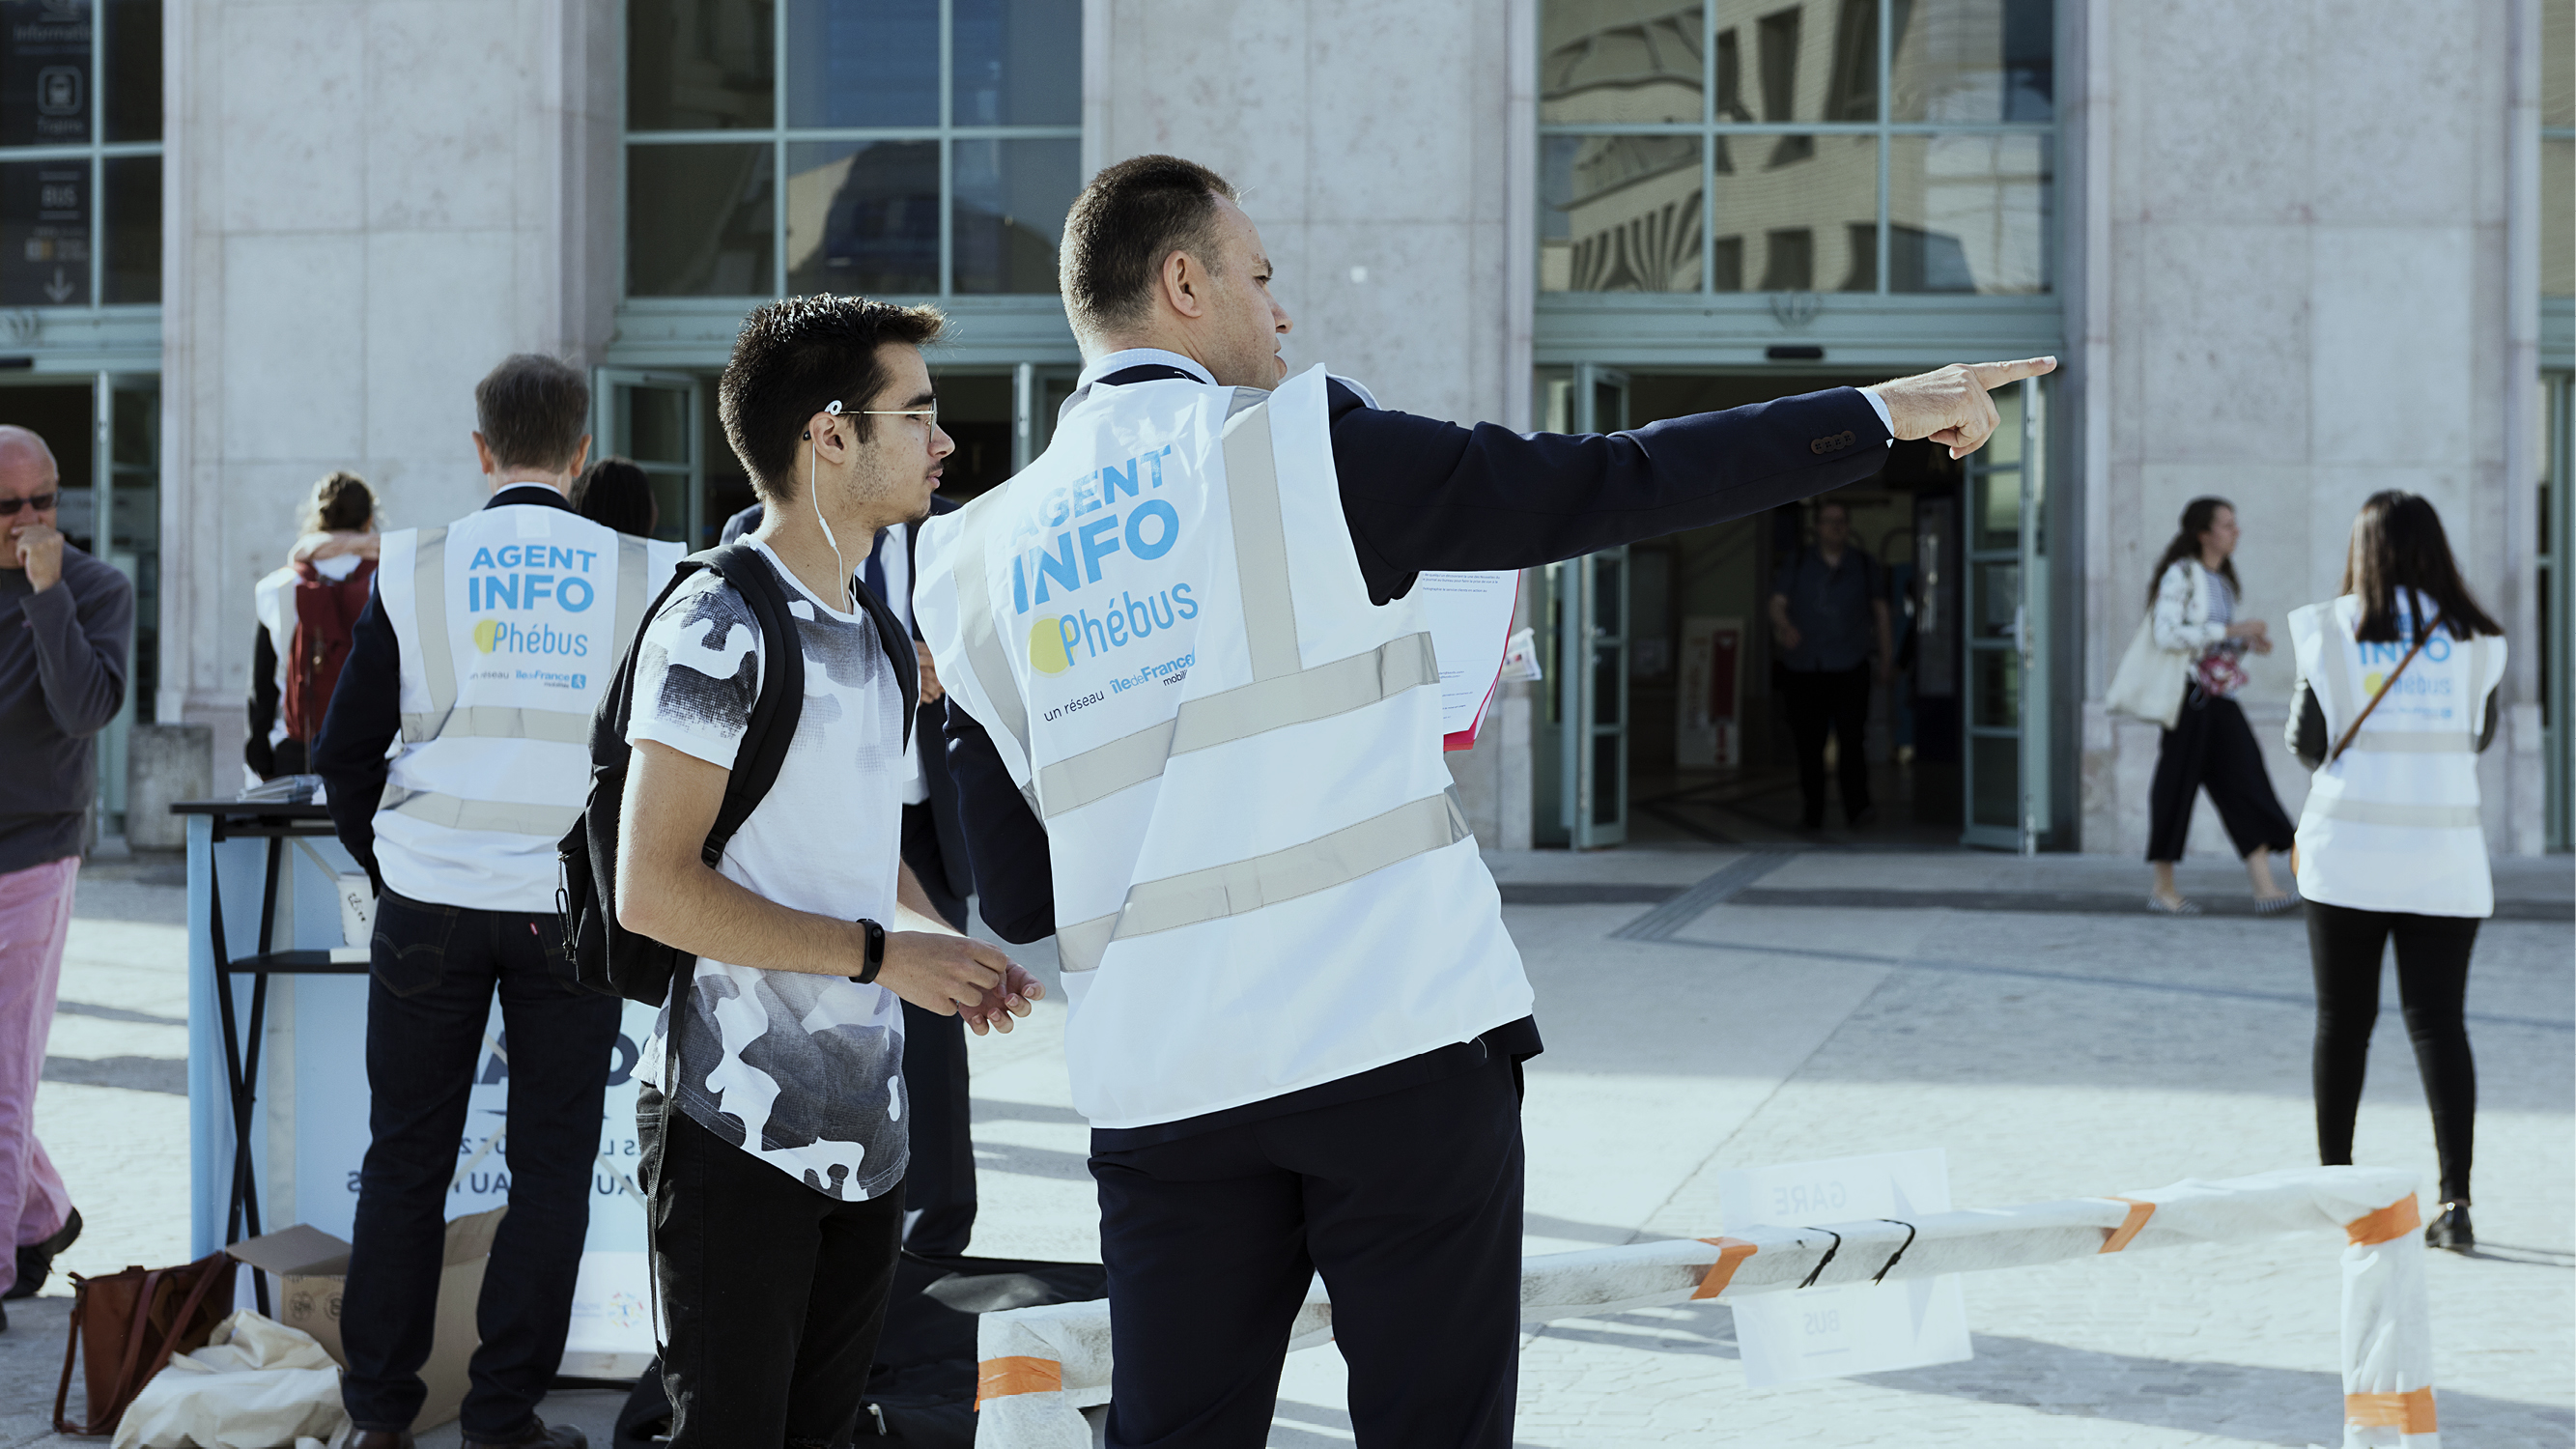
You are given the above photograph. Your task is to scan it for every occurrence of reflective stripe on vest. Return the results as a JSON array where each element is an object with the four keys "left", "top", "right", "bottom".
[
  {"left": 1055, "top": 787, "right": 1474, "bottom": 974},
  {"left": 1035, "top": 632, "right": 1437, "bottom": 818},
  {"left": 405, "top": 526, "right": 457, "bottom": 742},
  {"left": 2308, "top": 798, "right": 2482, "bottom": 830},
  {"left": 1222, "top": 395, "right": 1301, "bottom": 682},
  {"left": 381, "top": 785, "right": 582, "bottom": 838}
]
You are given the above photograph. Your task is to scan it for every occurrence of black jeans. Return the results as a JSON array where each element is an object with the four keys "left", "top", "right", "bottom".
[
  {"left": 1090, "top": 1058, "right": 1525, "bottom": 1449},
  {"left": 2308, "top": 900, "right": 2480, "bottom": 1204},
  {"left": 1782, "top": 664, "right": 1872, "bottom": 824},
  {"left": 2146, "top": 691, "right": 2296, "bottom": 862},
  {"left": 638, "top": 1086, "right": 905, "bottom": 1449},
  {"left": 339, "top": 890, "right": 621, "bottom": 1438}
]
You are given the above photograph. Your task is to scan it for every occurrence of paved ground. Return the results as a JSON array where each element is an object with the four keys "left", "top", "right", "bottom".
[{"left": 2, "top": 844, "right": 2568, "bottom": 1447}]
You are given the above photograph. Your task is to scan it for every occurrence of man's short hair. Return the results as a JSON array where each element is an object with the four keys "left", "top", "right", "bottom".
[
  {"left": 719, "top": 295, "right": 946, "bottom": 502},
  {"left": 474, "top": 355, "right": 590, "bottom": 472},
  {"left": 1817, "top": 498, "right": 1851, "bottom": 521},
  {"left": 1060, "top": 155, "right": 1240, "bottom": 337}
]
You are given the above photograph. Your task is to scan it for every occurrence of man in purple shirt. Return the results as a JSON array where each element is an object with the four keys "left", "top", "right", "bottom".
[{"left": 0, "top": 425, "right": 131, "bottom": 1325}]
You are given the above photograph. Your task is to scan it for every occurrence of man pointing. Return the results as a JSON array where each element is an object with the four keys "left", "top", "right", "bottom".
[{"left": 915, "top": 154, "right": 2052, "bottom": 1448}]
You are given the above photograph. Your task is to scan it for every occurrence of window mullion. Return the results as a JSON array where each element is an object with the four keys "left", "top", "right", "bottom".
[
  {"left": 939, "top": 0, "right": 954, "bottom": 297},
  {"left": 1877, "top": 0, "right": 1891, "bottom": 295},
  {"left": 773, "top": 5, "right": 788, "bottom": 298},
  {"left": 1701, "top": 0, "right": 1715, "bottom": 293}
]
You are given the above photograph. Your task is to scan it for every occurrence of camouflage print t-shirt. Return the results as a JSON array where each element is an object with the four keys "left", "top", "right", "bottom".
[{"left": 626, "top": 542, "right": 910, "bottom": 1201}]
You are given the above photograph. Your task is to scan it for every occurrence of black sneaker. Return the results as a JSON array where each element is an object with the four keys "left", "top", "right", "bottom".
[
  {"left": 464, "top": 1420, "right": 586, "bottom": 1449},
  {"left": 2425, "top": 1201, "right": 2474, "bottom": 1252},
  {"left": 7, "top": 1207, "right": 79, "bottom": 1300}
]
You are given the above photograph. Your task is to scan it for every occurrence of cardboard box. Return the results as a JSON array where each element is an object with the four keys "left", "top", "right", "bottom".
[{"left": 228, "top": 1207, "right": 507, "bottom": 1434}]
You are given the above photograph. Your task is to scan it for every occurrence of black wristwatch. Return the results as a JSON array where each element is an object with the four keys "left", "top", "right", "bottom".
[{"left": 851, "top": 918, "right": 886, "bottom": 984}]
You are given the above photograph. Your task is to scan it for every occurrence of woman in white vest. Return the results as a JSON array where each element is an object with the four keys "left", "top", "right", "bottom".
[
  {"left": 2138, "top": 497, "right": 2298, "bottom": 914},
  {"left": 2287, "top": 491, "right": 2505, "bottom": 1253}
]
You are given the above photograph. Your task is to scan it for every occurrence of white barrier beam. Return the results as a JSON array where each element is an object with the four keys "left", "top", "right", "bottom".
[{"left": 977, "top": 1165, "right": 2438, "bottom": 1449}]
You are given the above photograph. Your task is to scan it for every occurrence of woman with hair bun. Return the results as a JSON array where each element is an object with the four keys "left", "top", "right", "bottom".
[
  {"left": 247, "top": 471, "right": 380, "bottom": 781},
  {"left": 2287, "top": 491, "right": 2505, "bottom": 1253},
  {"left": 2141, "top": 497, "right": 2298, "bottom": 914}
]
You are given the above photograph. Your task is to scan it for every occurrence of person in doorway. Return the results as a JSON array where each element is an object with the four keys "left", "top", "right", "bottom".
[
  {"left": 573, "top": 456, "right": 659, "bottom": 537},
  {"left": 0, "top": 425, "right": 126, "bottom": 1324},
  {"left": 247, "top": 470, "right": 379, "bottom": 782},
  {"left": 313, "top": 355, "right": 683, "bottom": 1449},
  {"left": 1769, "top": 497, "right": 1894, "bottom": 829},
  {"left": 2142, "top": 497, "right": 2297, "bottom": 914},
  {"left": 2287, "top": 492, "right": 2505, "bottom": 1252},
  {"left": 916, "top": 153, "right": 2052, "bottom": 1449},
  {"left": 727, "top": 492, "right": 990, "bottom": 1257},
  {"left": 613, "top": 296, "right": 1039, "bottom": 1447}
]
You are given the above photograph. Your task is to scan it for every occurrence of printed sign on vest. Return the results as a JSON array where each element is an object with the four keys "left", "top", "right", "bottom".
[{"left": 454, "top": 511, "right": 616, "bottom": 700}]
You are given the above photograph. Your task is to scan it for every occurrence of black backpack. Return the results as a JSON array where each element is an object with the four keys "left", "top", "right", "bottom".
[{"left": 556, "top": 543, "right": 806, "bottom": 1007}]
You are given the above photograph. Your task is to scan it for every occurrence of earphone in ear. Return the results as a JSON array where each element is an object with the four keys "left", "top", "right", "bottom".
[{"left": 811, "top": 400, "right": 851, "bottom": 611}]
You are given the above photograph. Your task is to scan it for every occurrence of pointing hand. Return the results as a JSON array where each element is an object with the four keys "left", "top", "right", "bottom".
[{"left": 1866, "top": 358, "right": 2058, "bottom": 460}]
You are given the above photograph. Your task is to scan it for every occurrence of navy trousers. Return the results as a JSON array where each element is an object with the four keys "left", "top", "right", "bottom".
[
  {"left": 338, "top": 890, "right": 620, "bottom": 1438},
  {"left": 897, "top": 803, "right": 977, "bottom": 1257},
  {"left": 1090, "top": 1058, "right": 1525, "bottom": 1449}
]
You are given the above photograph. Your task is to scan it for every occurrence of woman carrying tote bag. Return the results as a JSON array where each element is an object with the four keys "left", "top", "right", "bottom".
[
  {"left": 2286, "top": 491, "right": 2505, "bottom": 1252},
  {"left": 2132, "top": 497, "right": 2298, "bottom": 914}
]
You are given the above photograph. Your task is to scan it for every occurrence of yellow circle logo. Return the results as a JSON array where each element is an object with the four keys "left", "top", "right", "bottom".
[
  {"left": 1028, "top": 617, "right": 1071, "bottom": 674},
  {"left": 473, "top": 618, "right": 504, "bottom": 653},
  {"left": 2362, "top": 670, "right": 2385, "bottom": 696}
]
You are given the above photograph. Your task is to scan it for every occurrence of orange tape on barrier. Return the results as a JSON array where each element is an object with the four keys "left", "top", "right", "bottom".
[
  {"left": 2345, "top": 1194, "right": 2422, "bottom": 1246},
  {"left": 2099, "top": 1197, "right": 2155, "bottom": 1253},
  {"left": 2344, "top": 1387, "right": 2438, "bottom": 1432},
  {"left": 1692, "top": 1237, "right": 1759, "bottom": 1299},
  {"left": 976, "top": 1355, "right": 1063, "bottom": 1407}
]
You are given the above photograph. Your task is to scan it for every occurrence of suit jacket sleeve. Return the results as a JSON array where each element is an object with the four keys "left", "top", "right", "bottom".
[
  {"left": 1329, "top": 383, "right": 1892, "bottom": 602},
  {"left": 943, "top": 700, "right": 1056, "bottom": 943}
]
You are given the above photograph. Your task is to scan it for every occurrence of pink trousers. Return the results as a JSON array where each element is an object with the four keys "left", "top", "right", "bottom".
[{"left": 0, "top": 855, "right": 76, "bottom": 1293}]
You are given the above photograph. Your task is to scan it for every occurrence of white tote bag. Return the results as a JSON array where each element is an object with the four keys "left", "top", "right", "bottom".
[{"left": 2105, "top": 615, "right": 2189, "bottom": 729}]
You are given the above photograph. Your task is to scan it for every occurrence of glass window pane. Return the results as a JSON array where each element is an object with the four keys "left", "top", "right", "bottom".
[
  {"left": 2, "top": 0, "right": 92, "bottom": 146},
  {"left": 1887, "top": 132, "right": 2051, "bottom": 295},
  {"left": 929, "top": 372, "right": 1013, "bottom": 501},
  {"left": 1, "top": 159, "right": 90, "bottom": 307},
  {"left": 1973, "top": 560, "right": 2020, "bottom": 635},
  {"left": 952, "top": 0, "right": 1080, "bottom": 126},
  {"left": 630, "top": 0, "right": 775, "bottom": 131},
  {"left": 1591, "top": 730, "right": 1621, "bottom": 824},
  {"left": 103, "top": 154, "right": 156, "bottom": 303},
  {"left": 1970, "top": 645, "right": 2018, "bottom": 727},
  {"left": 619, "top": 387, "right": 691, "bottom": 465},
  {"left": 1708, "top": 0, "right": 1877, "bottom": 125},
  {"left": 1542, "top": 133, "right": 1702, "bottom": 293},
  {"left": 2546, "top": 137, "right": 2573, "bottom": 299},
  {"left": 1970, "top": 733, "right": 2019, "bottom": 827},
  {"left": 104, "top": 0, "right": 160, "bottom": 142},
  {"left": 785, "top": 139, "right": 937, "bottom": 295},
  {"left": 787, "top": 0, "right": 936, "bottom": 128},
  {"left": 952, "top": 137, "right": 1078, "bottom": 295},
  {"left": 1890, "top": 0, "right": 2053, "bottom": 124},
  {"left": 1539, "top": 1, "right": 1703, "bottom": 125},
  {"left": 1710, "top": 133, "right": 1873, "bottom": 293},
  {"left": 629, "top": 143, "right": 776, "bottom": 297},
  {"left": 1983, "top": 384, "right": 2022, "bottom": 467},
  {"left": 1974, "top": 473, "right": 2020, "bottom": 554}
]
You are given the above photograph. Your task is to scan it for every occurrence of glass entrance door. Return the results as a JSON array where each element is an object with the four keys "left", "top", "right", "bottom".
[
  {"left": 1961, "top": 378, "right": 2050, "bottom": 851},
  {"left": 1559, "top": 365, "right": 1631, "bottom": 850},
  {"left": 595, "top": 370, "right": 701, "bottom": 545}
]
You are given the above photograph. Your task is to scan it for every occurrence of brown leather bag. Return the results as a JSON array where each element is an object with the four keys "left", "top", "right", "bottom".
[{"left": 53, "top": 1252, "right": 235, "bottom": 1436}]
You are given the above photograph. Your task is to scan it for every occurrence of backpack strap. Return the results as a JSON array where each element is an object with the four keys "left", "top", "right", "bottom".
[{"left": 697, "top": 544, "right": 807, "bottom": 864}]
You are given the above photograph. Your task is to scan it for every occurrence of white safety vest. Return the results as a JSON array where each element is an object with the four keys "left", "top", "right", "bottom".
[
  {"left": 2287, "top": 592, "right": 2505, "bottom": 919},
  {"left": 374, "top": 495, "right": 680, "bottom": 912},
  {"left": 914, "top": 365, "right": 1532, "bottom": 1129}
]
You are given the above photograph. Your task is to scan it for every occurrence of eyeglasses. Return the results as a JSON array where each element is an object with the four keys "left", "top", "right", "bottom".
[
  {"left": 0, "top": 492, "right": 58, "bottom": 516},
  {"left": 857, "top": 404, "right": 939, "bottom": 430}
]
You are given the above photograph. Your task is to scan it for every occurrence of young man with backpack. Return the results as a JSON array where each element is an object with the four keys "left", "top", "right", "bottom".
[
  {"left": 610, "top": 295, "right": 1038, "bottom": 1449},
  {"left": 313, "top": 355, "right": 682, "bottom": 1449},
  {"left": 247, "top": 470, "right": 378, "bottom": 782}
]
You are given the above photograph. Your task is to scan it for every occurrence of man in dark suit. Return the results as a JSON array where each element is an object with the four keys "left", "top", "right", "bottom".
[{"left": 722, "top": 497, "right": 980, "bottom": 1256}]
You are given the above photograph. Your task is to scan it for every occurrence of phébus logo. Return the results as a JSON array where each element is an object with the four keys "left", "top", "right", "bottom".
[
  {"left": 473, "top": 618, "right": 592, "bottom": 658},
  {"left": 1028, "top": 585, "right": 1198, "bottom": 674}
]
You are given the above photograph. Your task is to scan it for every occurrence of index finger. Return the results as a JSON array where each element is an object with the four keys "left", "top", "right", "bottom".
[{"left": 1965, "top": 356, "right": 2058, "bottom": 391}]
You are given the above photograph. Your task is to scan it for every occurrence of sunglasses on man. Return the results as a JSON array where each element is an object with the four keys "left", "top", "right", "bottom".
[{"left": 0, "top": 492, "right": 57, "bottom": 516}]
